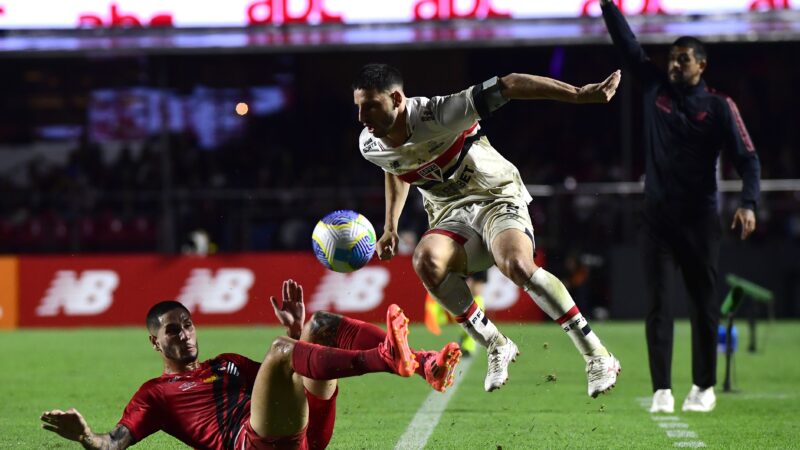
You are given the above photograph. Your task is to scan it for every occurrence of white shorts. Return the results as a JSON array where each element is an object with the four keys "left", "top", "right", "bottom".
[{"left": 424, "top": 199, "right": 535, "bottom": 275}]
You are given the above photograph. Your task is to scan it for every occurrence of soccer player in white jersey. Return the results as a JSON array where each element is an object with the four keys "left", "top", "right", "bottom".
[{"left": 353, "top": 63, "right": 622, "bottom": 396}]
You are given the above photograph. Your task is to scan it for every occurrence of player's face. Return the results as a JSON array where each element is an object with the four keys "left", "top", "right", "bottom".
[
  {"left": 153, "top": 309, "right": 198, "bottom": 364},
  {"left": 353, "top": 88, "right": 399, "bottom": 138},
  {"left": 668, "top": 46, "right": 705, "bottom": 86}
]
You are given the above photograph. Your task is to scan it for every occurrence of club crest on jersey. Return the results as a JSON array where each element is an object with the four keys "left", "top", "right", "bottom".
[{"left": 417, "top": 163, "right": 443, "bottom": 182}]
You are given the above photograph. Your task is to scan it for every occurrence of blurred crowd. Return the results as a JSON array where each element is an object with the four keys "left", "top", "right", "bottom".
[{"left": 1, "top": 43, "right": 799, "bottom": 259}]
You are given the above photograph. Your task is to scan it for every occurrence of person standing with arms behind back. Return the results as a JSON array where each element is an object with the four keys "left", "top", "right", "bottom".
[{"left": 599, "top": 0, "right": 761, "bottom": 413}]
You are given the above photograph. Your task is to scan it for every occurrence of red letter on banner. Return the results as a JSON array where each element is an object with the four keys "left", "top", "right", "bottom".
[
  {"left": 248, "top": 0, "right": 277, "bottom": 25},
  {"left": 110, "top": 4, "right": 142, "bottom": 27}
]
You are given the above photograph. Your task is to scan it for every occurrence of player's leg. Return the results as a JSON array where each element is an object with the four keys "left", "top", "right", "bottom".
[
  {"left": 492, "top": 227, "right": 619, "bottom": 397},
  {"left": 299, "top": 312, "right": 341, "bottom": 401},
  {"left": 413, "top": 231, "right": 513, "bottom": 392},
  {"left": 494, "top": 228, "right": 609, "bottom": 358},
  {"left": 675, "top": 212, "right": 721, "bottom": 412},
  {"left": 639, "top": 212, "right": 678, "bottom": 412},
  {"left": 249, "top": 337, "right": 310, "bottom": 440},
  {"left": 301, "top": 310, "right": 461, "bottom": 392}
]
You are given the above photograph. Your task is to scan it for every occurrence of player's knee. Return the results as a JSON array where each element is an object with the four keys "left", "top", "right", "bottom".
[
  {"left": 412, "top": 246, "right": 449, "bottom": 286},
  {"left": 302, "top": 311, "right": 341, "bottom": 345},
  {"left": 496, "top": 255, "right": 534, "bottom": 286},
  {"left": 266, "top": 336, "right": 295, "bottom": 367}
]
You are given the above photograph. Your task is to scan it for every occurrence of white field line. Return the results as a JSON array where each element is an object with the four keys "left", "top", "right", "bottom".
[
  {"left": 394, "top": 354, "right": 476, "bottom": 450},
  {"left": 635, "top": 398, "right": 707, "bottom": 448}
]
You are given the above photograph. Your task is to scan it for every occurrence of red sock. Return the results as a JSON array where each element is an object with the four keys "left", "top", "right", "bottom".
[
  {"left": 291, "top": 340, "right": 391, "bottom": 380},
  {"left": 335, "top": 316, "right": 385, "bottom": 350},
  {"left": 335, "top": 316, "right": 429, "bottom": 378}
]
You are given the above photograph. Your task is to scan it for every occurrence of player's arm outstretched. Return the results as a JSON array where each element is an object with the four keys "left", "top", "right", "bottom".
[
  {"left": 599, "top": 0, "right": 661, "bottom": 82},
  {"left": 499, "top": 71, "right": 621, "bottom": 104},
  {"left": 377, "top": 171, "right": 410, "bottom": 260},
  {"left": 41, "top": 408, "right": 133, "bottom": 450},
  {"left": 270, "top": 278, "right": 306, "bottom": 339}
]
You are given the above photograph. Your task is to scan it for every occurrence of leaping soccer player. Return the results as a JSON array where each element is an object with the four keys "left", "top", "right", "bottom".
[
  {"left": 353, "top": 63, "right": 622, "bottom": 395},
  {"left": 41, "top": 280, "right": 461, "bottom": 449}
]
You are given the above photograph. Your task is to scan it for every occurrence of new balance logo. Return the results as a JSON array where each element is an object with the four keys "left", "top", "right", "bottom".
[
  {"left": 37, "top": 270, "right": 120, "bottom": 316},
  {"left": 177, "top": 268, "right": 254, "bottom": 314},
  {"left": 309, "top": 267, "right": 390, "bottom": 313}
]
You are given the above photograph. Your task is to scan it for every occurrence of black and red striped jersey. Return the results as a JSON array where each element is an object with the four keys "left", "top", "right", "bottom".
[{"left": 118, "top": 353, "right": 260, "bottom": 450}]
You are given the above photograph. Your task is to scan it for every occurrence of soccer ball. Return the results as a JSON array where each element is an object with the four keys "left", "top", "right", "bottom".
[{"left": 312, "top": 210, "right": 377, "bottom": 273}]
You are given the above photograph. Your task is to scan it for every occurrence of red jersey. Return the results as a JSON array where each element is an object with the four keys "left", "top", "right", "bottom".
[{"left": 118, "top": 353, "right": 261, "bottom": 450}]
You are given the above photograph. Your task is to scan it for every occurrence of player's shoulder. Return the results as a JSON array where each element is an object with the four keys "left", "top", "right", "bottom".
[
  {"left": 133, "top": 376, "right": 167, "bottom": 398},
  {"left": 213, "top": 352, "right": 246, "bottom": 363},
  {"left": 214, "top": 352, "right": 259, "bottom": 367},
  {"left": 704, "top": 85, "right": 738, "bottom": 110}
]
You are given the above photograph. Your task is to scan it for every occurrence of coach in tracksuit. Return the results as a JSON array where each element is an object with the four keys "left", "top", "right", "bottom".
[{"left": 600, "top": 0, "right": 761, "bottom": 413}]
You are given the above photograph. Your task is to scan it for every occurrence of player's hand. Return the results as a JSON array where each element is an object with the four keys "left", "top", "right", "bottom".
[
  {"left": 270, "top": 279, "right": 305, "bottom": 339},
  {"left": 377, "top": 229, "right": 399, "bottom": 260},
  {"left": 41, "top": 408, "right": 91, "bottom": 442},
  {"left": 576, "top": 70, "right": 621, "bottom": 103},
  {"left": 731, "top": 208, "right": 756, "bottom": 240}
]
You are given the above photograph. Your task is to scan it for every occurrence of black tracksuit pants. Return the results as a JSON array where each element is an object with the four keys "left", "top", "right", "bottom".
[{"left": 639, "top": 201, "right": 722, "bottom": 391}]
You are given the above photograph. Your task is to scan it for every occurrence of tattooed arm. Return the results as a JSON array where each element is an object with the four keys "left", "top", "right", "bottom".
[{"left": 41, "top": 408, "right": 134, "bottom": 450}]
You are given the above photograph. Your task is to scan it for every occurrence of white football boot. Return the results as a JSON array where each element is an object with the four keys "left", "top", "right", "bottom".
[
  {"left": 586, "top": 353, "right": 621, "bottom": 397},
  {"left": 682, "top": 385, "right": 716, "bottom": 412},
  {"left": 649, "top": 389, "right": 675, "bottom": 413},
  {"left": 484, "top": 336, "right": 519, "bottom": 392}
]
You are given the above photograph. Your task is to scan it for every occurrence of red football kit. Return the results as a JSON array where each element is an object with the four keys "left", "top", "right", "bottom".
[{"left": 118, "top": 353, "right": 336, "bottom": 450}]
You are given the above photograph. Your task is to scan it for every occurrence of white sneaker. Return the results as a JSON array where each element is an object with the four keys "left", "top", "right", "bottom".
[
  {"left": 649, "top": 389, "right": 675, "bottom": 413},
  {"left": 682, "top": 385, "right": 716, "bottom": 412},
  {"left": 484, "top": 336, "right": 518, "bottom": 392},
  {"left": 586, "top": 353, "right": 621, "bottom": 398}
]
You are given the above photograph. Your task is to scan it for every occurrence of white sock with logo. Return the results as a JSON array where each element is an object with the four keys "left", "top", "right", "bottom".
[
  {"left": 524, "top": 268, "right": 607, "bottom": 361},
  {"left": 428, "top": 273, "right": 504, "bottom": 348}
]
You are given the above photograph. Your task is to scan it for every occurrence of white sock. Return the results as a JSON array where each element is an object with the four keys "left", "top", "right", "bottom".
[
  {"left": 455, "top": 301, "right": 502, "bottom": 349},
  {"left": 428, "top": 273, "right": 503, "bottom": 348},
  {"left": 524, "top": 268, "right": 607, "bottom": 361}
]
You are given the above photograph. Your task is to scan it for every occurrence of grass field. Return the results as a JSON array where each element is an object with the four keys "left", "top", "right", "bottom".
[{"left": 2, "top": 320, "right": 799, "bottom": 449}]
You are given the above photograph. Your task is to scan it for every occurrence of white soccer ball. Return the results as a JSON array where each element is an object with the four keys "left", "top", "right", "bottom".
[{"left": 311, "top": 210, "right": 377, "bottom": 273}]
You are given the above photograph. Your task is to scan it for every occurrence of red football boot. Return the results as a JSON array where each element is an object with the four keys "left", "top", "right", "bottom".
[
  {"left": 423, "top": 342, "right": 462, "bottom": 392},
  {"left": 379, "top": 304, "right": 419, "bottom": 377}
]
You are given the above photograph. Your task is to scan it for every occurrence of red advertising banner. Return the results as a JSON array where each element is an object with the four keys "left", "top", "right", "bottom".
[{"left": 17, "top": 253, "right": 545, "bottom": 328}]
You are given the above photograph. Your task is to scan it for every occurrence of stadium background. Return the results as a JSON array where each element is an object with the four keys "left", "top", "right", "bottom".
[{"left": 1, "top": 1, "right": 798, "bottom": 329}]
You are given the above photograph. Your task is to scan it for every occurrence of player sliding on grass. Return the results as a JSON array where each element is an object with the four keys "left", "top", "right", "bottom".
[
  {"left": 354, "top": 64, "right": 622, "bottom": 395},
  {"left": 41, "top": 279, "right": 461, "bottom": 450}
]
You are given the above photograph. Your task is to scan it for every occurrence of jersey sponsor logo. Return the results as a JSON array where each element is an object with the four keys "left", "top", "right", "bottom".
[
  {"left": 36, "top": 270, "right": 119, "bottom": 316},
  {"left": 177, "top": 268, "right": 255, "bottom": 314},
  {"left": 417, "top": 163, "right": 444, "bottom": 182},
  {"left": 180, "top": 381, "right": 198, "bottom": 391},
  {"left": 362, "top": 137, "right": 380, "bottom": 153},
  {"left": 308, "top": 267, "right": 390, "bottom": 312},
  {"left": 695, "top": 111, "right": 708, "bottom": 122}
]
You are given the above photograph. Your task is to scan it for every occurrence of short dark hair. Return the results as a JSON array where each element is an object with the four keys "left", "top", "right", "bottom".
[
  {"left": 672, "top": 36, "right": 707, "bottom": 62},
  {"left": 146, "top": 301, "right": 190, "bottom": 334},
  {"left": 352, "top": 63, "right": 403, "bottom": 92}
]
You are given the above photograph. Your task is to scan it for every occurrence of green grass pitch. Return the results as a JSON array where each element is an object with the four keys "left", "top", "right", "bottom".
[{"left": 2, "top": 321, "right": 798, "bottom": 449}]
